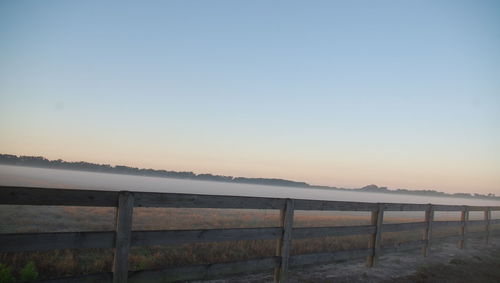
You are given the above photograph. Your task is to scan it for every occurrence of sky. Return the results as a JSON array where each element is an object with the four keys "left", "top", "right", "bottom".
[{"left": 1, "top": 1, "right": 499, "bottom": 195}]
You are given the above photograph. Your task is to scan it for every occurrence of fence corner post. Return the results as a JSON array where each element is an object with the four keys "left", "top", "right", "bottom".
[
  {"left": 422, "top": 204, "right": 434, "bottom": 256},
  {"left": 113, "top": 191, "right": 134, "bottom": 283},
  {"left": 274, "top": 198, "right": 294, "bottom": 283},
  {"left": 485, "top": 207, "right": 491, "bottom": 244},
  {"left": 459, "top": 206, "right": 469, "bottom": 249},
  {"left": 367, "top": 203, "right": 384, "bottom": 267}
]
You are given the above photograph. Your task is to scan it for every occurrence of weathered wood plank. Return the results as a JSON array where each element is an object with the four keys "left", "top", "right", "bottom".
[
  {"left": 0, "top": 186, "right": 118, "bottom": 207},
  {"left": 490, "top": 219, "right": 500, "bottom": 225},
  {"left": 467, "top": 206, "right": 488, "bottom": 211},
  {"left": 0, "top": 231, "right": 114, "bottom": 252},
  {"left": 274, "top": 199, "right": 294, "bottom": 283},
  {"left": 422, "top": 204, "right": 434, "bottom": 256},
  {"left": 383, "top": 203, "right": 427, "bottom": 211},
  {"left": 432, "top": 220, "right": 462, "bottom": 228},
  {"left": 380, "top": 240, "right": 427, "bottom": 255},
  {"left": 367, "top": 204, "right": 384, "bottom": 267},
  {"left": 381, "top": 222, "right": 427, "bottom": 232},
  {"left": 112, "top": 192, "right": 134, "bottom": 283},
  {"left": 294, "top": 199, "right": 377, "bottom": 211},
  {"left": 131, "top": 227, "right": 281, "bottom": 246},
  {"left": 289, "top": 248, "right": 373, "bottom": 267},
  {"left": 459, "top": 207, "right": 469, "bottom": 249},
  {"left": 2, "top": 186, "right": 499, "bottom": 212},
  {"left": 432, "top": 204, "right": 467, "bottom": 211},
  {"left": 134, "top": 192, "right": 285, "bottom": 209},
  {"left": 128, "top": 257, "right": 280, "bottom": 282},
  {"left": 467, "top": 220, "right": 486, "bottom": 226},
  {"left": 293, "top": 225, "right": 375, "bottom": 239}
]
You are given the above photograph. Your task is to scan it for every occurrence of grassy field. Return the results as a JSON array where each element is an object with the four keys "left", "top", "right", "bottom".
[{"left": 0, "top": 205, "right": 496, "bottom": 280}]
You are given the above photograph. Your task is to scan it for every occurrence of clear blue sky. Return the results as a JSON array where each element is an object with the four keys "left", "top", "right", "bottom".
[{"left": 1, "top": 0, "right": 499, "bottom": 194}]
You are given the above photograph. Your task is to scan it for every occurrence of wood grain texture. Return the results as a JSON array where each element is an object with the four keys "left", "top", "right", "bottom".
[
  {"left": 294, "top": 199, "right": 377, "bottom": 211},
  {"left": 432, "top": 204, "right": 470, "bottom": 211},
  {"left": 432, "top": 220, "right": 462, "bottom": 228},
  {"left": 112, "top": 192, "right": 134, "bottom": 283},
  {"left": 422, "top": 204, "right": 434, "bottom": 256},
  {"left": 367, "top": 204, "right": 384, "bottom": 267},
  {"left": 1, "top": 186, "right": 498, "bottom": 212},
  {"left": 382, "top": 203, "right": 428, "bottom": 211},
  {"left": 459, "top": 207, "right": 469, "bottom": 249},
  {"left": 274, "top": 199, "right": 294, "bottom": 283},
  {"left": 134, "top": 191, "right": 286, "bottom": 209},
  {"left": 131, "top": 227, "right": 281, "bottom": 246},
  {"left": 468, "top": 206, "right": 491, "bottom": 211}
]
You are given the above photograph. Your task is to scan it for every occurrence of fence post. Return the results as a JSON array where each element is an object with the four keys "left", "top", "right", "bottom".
[
  {"left": 422, "top": 204, "right": 434, "bottom": 256},
  {"left": 367, "top": 203, "right": 384, "bottom": 267},
  {"left": 459, "top": 206, "right": 469, "bottom": 249},
  {"left": 274, "top": 199, "right": 294, "bottom": 283},
  {"left": 485, "top": 207, "right": 491, "bottom": 244},
  {"left": 113, "top": 191, "right": 134, "bottom": 283}
]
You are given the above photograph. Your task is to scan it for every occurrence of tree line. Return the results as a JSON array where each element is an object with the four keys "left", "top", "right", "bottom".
[{"left": 0, "top": 154, "right": 308, "bottom": 187}]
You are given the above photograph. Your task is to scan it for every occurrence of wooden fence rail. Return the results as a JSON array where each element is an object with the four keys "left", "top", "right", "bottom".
[{"left": 1, "top": 186, "right": 500, "bottom": 282}]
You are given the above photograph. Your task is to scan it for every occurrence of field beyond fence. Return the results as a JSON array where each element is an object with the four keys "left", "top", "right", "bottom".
[{"left": 1, "top": 186, "right": 500, "bottom": 283}]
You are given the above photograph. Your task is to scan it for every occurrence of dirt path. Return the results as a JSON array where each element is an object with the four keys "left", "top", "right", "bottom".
[{"left": 203, "top": 237, "right": 500, "bottom": 283}]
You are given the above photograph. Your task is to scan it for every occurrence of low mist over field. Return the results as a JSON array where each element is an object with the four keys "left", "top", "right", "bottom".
[{"left": 2, "top": 164, "right": 499, "bottom": 207}]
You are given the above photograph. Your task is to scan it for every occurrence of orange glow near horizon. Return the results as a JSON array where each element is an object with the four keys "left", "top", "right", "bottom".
[{"left": 1, "top": 136, "right": 498, "bottom": 196}]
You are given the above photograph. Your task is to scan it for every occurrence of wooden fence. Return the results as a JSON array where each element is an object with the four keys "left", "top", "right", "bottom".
[{"left": 1, "top": 186, "right": 500, "bottom": 282}]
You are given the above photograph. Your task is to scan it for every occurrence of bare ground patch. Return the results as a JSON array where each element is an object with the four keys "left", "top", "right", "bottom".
[{"left": 204, "top": 237, "right": 500, "bottom": 283}]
